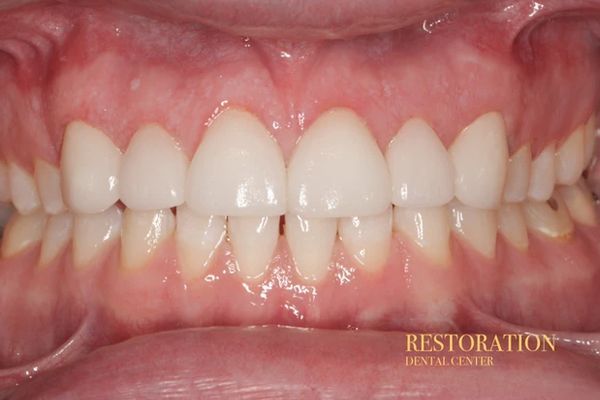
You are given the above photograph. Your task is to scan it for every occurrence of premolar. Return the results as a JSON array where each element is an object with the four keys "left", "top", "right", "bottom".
[
  {"left": 34, "top": 159, "right": 66, "bottom": 215},
  {"left": 228, "top": 216, "right": 279, "bottom": 279},
  {"left": 528, "top": 144, "right": 556, "bottom": 201},
  {"left": 8, "top": 163, "right": 41, "bottom": 215},
  {"left": 449, "top": 201, "right": 497, "bottom": 258},
  {"left": 555, "top": 126, "right": 585, "bottom": 185}
]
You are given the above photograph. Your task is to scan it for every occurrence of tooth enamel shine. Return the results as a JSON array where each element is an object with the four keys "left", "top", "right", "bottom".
[{"left": 228, "top": 216, "right": 279, "bottom": 280}]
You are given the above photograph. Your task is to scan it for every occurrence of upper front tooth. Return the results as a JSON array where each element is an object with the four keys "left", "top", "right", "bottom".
[
  {"left": 186, "top": 109, "right": 286, "bottom": 217},
  {"left": 8, "top": 163, "right": 41, "bottom": 215},
  {"left": 555, "top": 126, "right": 585, "bottom": 185},
  {"left": 584, "top": 113, "right": 596, "bottom": 167},
  {"left": 503, "top": 145, "right": 531, "bottom": 203},
  {"left": 0, "top": 161, "right": 9, "bottom": 202},
  {"left": 61, "top": 121, "right": 121, "bottom": 214},
  {"left": 449, "top": 112, "right": 508, "bottom": 210},
  {"left": 386, "top": 118, "right": 454, "bottom": 207},
  {"left": 287, "top": 108, "right": 391, "bottom": 217},
  {"left": 527, "top": 143, "right": 556, "bottom": 201},
  {"left": 228, "top": 216, "right": 279, "bottom": 280},
  {"left": 34, "top": 159, "right": 66, "bottom": 215}
]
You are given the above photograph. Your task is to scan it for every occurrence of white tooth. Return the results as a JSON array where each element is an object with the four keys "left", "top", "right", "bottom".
[
  {"left": 287, "top": 108, "right": 391, "bottom": 217},
  {"left": 121, "top": 208, "right": 175, "bottom": 270},
  {"left": 558, "top": 181, "right": 597, "bottom": 227},
  {"left": 72, "top": 206, "right": 122, "bottom": 269},
  {"left": 339, "top": 208, "right": 392, "bottom": 273},
  {"left": 285, "top": 214, "right": 336, "bottom": 282},
  {"left": 449, "top": 201, "right": 497, "bottom": 258},
  {"left": 176, "top": 206, "right": 226, "bottom": 280},
  {"left": 584, "top": 113, "right": 596, "bottom": 167},
  {"left": 0, "top": 161, "right": 10, "bottom": 202},
  {"left": 120, "top": 124, "right": 188, "bottom": 210},
  {"left": 34, "top": 159, "right": 66, "bottom": 215},
  {"left": 503, "top": 145, "right": 531, "bottom": 203},
  {"left": 527, "top": 144, "right": 556, "bottom": 201},
  {"left": 555, "top": 126, "right": 585, "bottom": 185},
  {"left": 393, "top": 206, "right": 450, "bottom": 267},
  {"left": 187, "top": 109, "right": 286, "bottom": 216},
  {"left": 523, "top": 193, "right": 574, "bottom": 239},
  {"left": 386, "top": 119, "right": 454, "bottom": 207},
  {"left": 61, "top": 121, "right": 121, "bottom": 214},
  {"left": 449, "top": 112, "right": 508, "bottom": 210},
  {"left": 228, "top": 216, "right": 279, "bottom": 280},
  {"left": 8, "top": 163, "right": 41, "bottom": 215},
  {"left": 1, "top": 211, "right": 46, "bottom": 258},
  {"left": 39, "top": 213, "right": 73, "bottom": 266},
  {"left": 497, "top": 204, "right": 529, "bottom": 251}
]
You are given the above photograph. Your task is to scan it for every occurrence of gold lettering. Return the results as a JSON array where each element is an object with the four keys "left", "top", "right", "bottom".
[
  {"left": 542, "top": 334, "right": 556, "bottom": 352},
  {"left": 406, "top": 334, "right": 418, "bottom": 352},
  {"left": 433, "top": 334, "right": 445, "bottom": 352}
]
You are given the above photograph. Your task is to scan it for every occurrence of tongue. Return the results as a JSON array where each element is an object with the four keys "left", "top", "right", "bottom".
[{"left": 6, "top": 327, "right": 600, "bottom": 399}]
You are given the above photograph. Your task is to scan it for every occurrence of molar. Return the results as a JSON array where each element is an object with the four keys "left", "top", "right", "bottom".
[
  {"left": 584, "top": 114, "right": 596, "bottom": 167},
  {"left": 558, "top": 181, "right": 597, "bottom": 227},
  {"left": 287, "top": 108, "right": 391, "bottom": 218},
  {"left": 39, "top": 213, "right": 73, "bottom": 266},
  {"left": 34, "top": 159, "right": 66, "bottom": 215},
  {"left": 527, "top": 143, "right": 556, "bottom": 201},
  {"left": 497, "top": 204, "right": 529, "bottom": 251},
  {"left": 61, "top": 121, "right": 122, "bottom": 214},
  {"left": 449, "top": 201, "right": 497, "bottom": 259},
  {"left": 449, "top": 112, "right": 508, "bottom": 210},
  {"left": 8, "top": 163, "right": 41, "bottom": 215},
  {"left": 73, "top": 206, "right": 122, "bottom": 269},
  {"left": 1, "top": 211, "right": 46, "bottom": 258},
  {"left": 186, "top": 109, "right": 286, "bottom": 217},
  {"left": 523, "top": 192, "right": 574, "bottom": 239},
  {"left": 503, "top": 145, "right": 531, "bottom": 203},
  {"left": 228, "top": 216, "right": 279, "bottom": 280},
  {"left": 555, "top": 126, "right": 585, "bottom": 185},
  {"left": 0, "top": 161, "right": 9, "bottom": 202},
  {"left": 386, "top": 118, "right": 454, "bottom": 207},
  {"left": 120, "top": 124, "right": 188, "bottom": 210}
]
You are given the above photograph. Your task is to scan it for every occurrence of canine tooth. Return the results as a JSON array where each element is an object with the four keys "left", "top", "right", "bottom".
[
  {"left": 61, "top": 121, "right": 121, "bottom": 214},
  {"left": 339, "top": 208, "right": 392, "bottom": 272},
  {"left": 286, "top": 214, "right": 336, "bottom": 281},
  {"left": 1, "top": 211, "right": 46, "bottom": 258},
  {"left": 176, "top": 207, "right": 226, "bottom": 280},
  {"left": 558, "top": 181, "right": 597, "bottom": 226},
  {"left": 0, "top": 161, "right": 9, "bottom": 202},
  {"left": 386, "top": 119, "right": 454, "bottom": 207},
  {"left": 120, "top": 124, "right": 188, "bottom": 210},
  {"left": 187, "top": 109, "right": 286, "bottom": 216},
  {"left": 497, "top": 204, "right": 528, "bottom": 251},
  {"left": 34, "top": 159, "right": 66, "bottom": 215},
  {"left": 73, "top": 206, "right": 122, "bottom": 269},
  {"left": 555, "top": 126, "right": 585, "bottom": 185},
  {"left": 9, "top": 163, "right": 41, "bottom": 214},
  {"left": 393, "top": 206, "right": 450, "bottom": 266},
  {"left": 584, "top": 114, "right": 596, "bottom": 167},
  {"left": 228, "top": 216, "right": 279, "bottom": 279},
  {"left": 288, "top": 108, "right": 391, "bottom": 217},
  {"left": 449, "top": 201, "right": 497, "bottom": 258},
  {"left": 527, "top": 144, "right": 556, "bottom": 201},
  {"left": 39, "top": 213, "right": 73, "bottom": 266},
  {"left": 523, "top": 193, "right": 574, "bottom": 239},
  {"left": 449, "top": 112, "right": 508, "bottom": 210},
  {"left": 503, "top": 145, "right": 531, "bottom": 203},
  {"left": 121, "top": 208, "right": 175, "bottom": 271}
]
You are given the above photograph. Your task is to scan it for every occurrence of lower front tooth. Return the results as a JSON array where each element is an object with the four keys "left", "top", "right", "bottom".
[
  {"left": 523, "top": 193, "right": 574, "bottom": 239},
  {"left": 286, "top": 214, "right": 336, "bottom": 282},
  {"left": 228, "top": 216, "right": 279, "bottom": 280},
  {"left": 339, "top": 208, "right": 392, "bottom": 273},
  {"left": 73, "top": 206, "right": 122, "bottom": 269},
  {"left": 497, "top": 204, "right": 529, "bottom": 251},
  {"left": 449, "top": 202, "right": 497, "bottom": 259},
  {"left": 9, "top": 163, "right": 41, "bottom": 215},
  {"left": 1, "top": 211, "right": 46, "bottom": 258},
  {"left": 393, "top": 206, "right": 450, "bottom": 267},
  {"left": 558, "top": 181, "right": 597, "bottom": 227},
  {"left": 176, "top": 206, "right": 226, "bottom": 280},
  {"left": 121, "top": 208, "right": 175, "bottom": 271},
  {"left": 39, "top": 213, "right": 73, "bottom": 266}
]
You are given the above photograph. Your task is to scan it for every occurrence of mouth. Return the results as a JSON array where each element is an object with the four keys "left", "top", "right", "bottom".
[{"left": 0, "top": 0, "right": 600, "bottom": 398}]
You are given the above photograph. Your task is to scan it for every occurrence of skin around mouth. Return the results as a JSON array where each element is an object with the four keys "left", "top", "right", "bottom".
[{"left": 0, "top": 0, "right": 599, "bottom": 398}]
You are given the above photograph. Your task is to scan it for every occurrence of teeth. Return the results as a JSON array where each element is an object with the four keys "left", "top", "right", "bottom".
[
  {"left": 449, "top": 112, "right": 508, "bottom": 210},
  {"left": 120, "top": 124, "right": 188, "bottom": 210},
  {"left": 0, "top": 161, "right": 9, "bottom": 202},
  {"left": 186, "top": 109, "right": 286, "bottom": 216},
  {"left": 497, "top": 204, "right": 529, "bottom": 251},
  {"left": 338, "top": 207, "right": 392, "bottom": 272},
  {"left": 121, "top": 208, "right": 175, "bottom": 271},
  {"left": 393, "top": 206, "right": 450, "bottom": 266},
  {"left": 449, "top": 201, "right": 497, "bottom": 258},
  {"left": 287, "top": 108, "right": 391, "bottom": 217},
  {"left": 285, "top": 214, "right": 336, "bottom": 281},
  {"left": 555, "top": 126, "right": 585, "bottom": 185},
  {"left": 8, "top": 163, "right": 41, "bottom": 215},
  {"left": 228, "top": 216, "right": 279, "bottom": 279},
  {"left": 386, "top": 118, "right": 454, "bottom": 207},
  {"left": 61, "top": 121, "right": 121, "bottom": 214},
  {"left": 72, "top": 206, "right": 122, "bottom": 269},
  {"left": 523, "top": 193, "right": 574, "bottom": 239},
  {"left": 1, "top": 211, "right": 46, "bottom": 258},
  {"left": 584, "top": 114, "right": 596, "bottom": 167},
  {"left": 34, "top": 159, "right": 66, "bottom": 215},
  {"left": 558, "top": 181, "right": 597, "bottom": 227},
  {"left": 175, "top": 206, "right": 226, "bottom": 280},
  {"left": 527, "top": 144, "right": 556, "bottom": 201},
  {"left": 39, "top": 213, "right": 73, "bottom": 266},
  {"left": 503, "top": 145, "right": 531, "bottom": 203}
]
